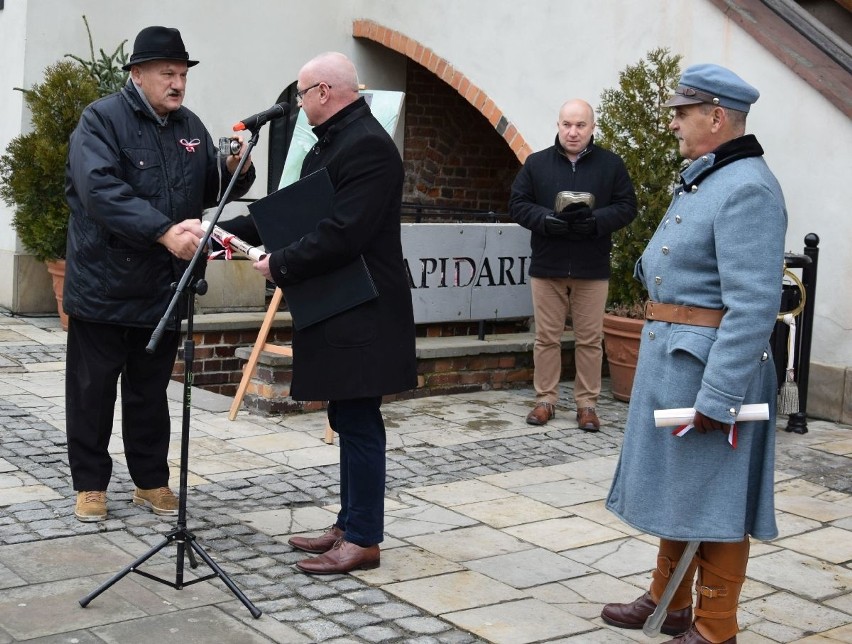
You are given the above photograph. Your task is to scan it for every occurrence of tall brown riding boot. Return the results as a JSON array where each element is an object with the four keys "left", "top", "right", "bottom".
[
  {"left": 650, "top": 538, "right": 700, "bottom": 611},
  {"left": 601, "top": 538, "right": 698, "bottom": 635},
  {"left": 691, "top": 538, "right": 750, "bottom": 643}
]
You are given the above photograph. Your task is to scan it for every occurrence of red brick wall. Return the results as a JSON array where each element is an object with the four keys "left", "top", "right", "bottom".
[
  {"left": 172, "top": 326, "right": 293, "bottom": 397},
  {"left": 171, "top": 321, "right": 579, "bottom": 416},
  {"left": 403, "top": 61, "right": 521, "bottom": 212},
  {"left": 171, "top": 320, "right": 529, "bottom": 397}
]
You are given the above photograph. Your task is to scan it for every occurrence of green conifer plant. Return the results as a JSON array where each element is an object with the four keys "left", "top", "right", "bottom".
[
  {"left": 597, "top": 48, "right": 684, "bottom": 317},
  {"left": 0, "top": 17, "right": 127, "bottom": 261},
  {"left": 0, "top": 61, "right": 99, "bottom": 261}
]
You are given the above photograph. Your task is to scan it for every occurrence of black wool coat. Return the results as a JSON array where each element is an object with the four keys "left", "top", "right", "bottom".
[{"left": 268, "top": 98, "right": 417, "bottom": 401}]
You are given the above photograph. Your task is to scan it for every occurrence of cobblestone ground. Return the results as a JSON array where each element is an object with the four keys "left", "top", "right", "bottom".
[
  {"left": 0, "top": 374, "right": 621, "bottom": 641},
  {"left": 2, "top": 316, "right": 850, "bottom": 643},
  {"left": 1, "top": 327, "right": 617, "bottom": 642}
]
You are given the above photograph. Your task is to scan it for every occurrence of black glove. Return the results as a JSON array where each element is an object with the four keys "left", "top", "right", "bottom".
[
  {"left": 568, "top": 213, "right": 597, "bottom": 237},
  {"left": 559, "top": 203, "right": 593, "bottom": 220},
  {"left": 544, "top": 214, "right": 571, "bottom": 236}
]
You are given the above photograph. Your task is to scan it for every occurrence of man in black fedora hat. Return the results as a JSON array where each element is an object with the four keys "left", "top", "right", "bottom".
[{"left": 64, "top": 26, "right": 255, "bottom": 522}]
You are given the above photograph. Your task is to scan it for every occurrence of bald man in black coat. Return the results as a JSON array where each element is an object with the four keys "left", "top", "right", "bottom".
[{"left": 254, "top": 52, "right": 416, "bottom": 574}]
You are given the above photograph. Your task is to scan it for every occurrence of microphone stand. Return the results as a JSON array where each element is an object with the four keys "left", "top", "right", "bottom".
[{"left": 79, "top": 129, "right": 264, "bottom": 619}]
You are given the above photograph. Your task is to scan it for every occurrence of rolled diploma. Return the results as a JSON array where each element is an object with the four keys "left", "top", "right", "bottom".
[
  {"left": 654, "top": 403, "right": 769, "bottom": 427},
  {"left": 201, "top": 221, "right": 266, "bottom": 261}
]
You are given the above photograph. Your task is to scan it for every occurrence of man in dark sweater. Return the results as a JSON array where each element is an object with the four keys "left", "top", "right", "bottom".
[{"left": 509, "top": 99, "right": 636, "bottom": 430}]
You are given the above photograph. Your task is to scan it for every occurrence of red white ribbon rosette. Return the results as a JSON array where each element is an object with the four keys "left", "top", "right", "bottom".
[{"left": 655, "top": 403, "right": 770, "bottom": 449}]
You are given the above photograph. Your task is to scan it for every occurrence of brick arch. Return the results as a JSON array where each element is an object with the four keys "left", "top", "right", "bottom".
[{"left": 352, "top": 19, "right": 531, "bottom": 163}]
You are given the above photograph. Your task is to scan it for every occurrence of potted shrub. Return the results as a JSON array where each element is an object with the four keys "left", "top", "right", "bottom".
[
  {"left": 595, "top": 48, "right": 684, "bottom": 400},
  {"left": 0, "top": 18, "right": 126, "bottom": 329}
]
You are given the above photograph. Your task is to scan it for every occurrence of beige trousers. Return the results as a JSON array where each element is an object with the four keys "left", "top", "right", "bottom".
[{"left": 531, "top": 276, "right": 609, "bottom": 408}]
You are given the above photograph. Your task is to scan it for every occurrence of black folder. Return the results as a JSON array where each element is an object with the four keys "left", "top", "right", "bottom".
[{"left": 248, "top": 168, "right": 378, "bottom": 330}]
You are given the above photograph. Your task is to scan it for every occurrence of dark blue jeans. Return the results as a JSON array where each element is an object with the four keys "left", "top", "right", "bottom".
[{"left": 327, "top": 397, "right": 385, "bottom": 546}]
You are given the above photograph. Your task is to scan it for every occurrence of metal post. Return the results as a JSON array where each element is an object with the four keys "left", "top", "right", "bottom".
[{"left": 786, "top": 233, "right": 819, "bottom": 434}]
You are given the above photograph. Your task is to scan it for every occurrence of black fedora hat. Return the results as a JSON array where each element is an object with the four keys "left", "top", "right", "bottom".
[{"left": 122, "top": 26, "right": 199, "bottom": 71}]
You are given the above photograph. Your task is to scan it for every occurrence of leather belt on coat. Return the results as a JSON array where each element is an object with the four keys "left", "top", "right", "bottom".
[{"left": 644, "top": 301, "right": 725, "bottom": 328}]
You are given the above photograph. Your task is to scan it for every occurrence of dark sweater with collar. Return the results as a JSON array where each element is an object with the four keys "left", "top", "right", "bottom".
[{"left": 509, "top": 136, "right": 637, "bottom": 279}]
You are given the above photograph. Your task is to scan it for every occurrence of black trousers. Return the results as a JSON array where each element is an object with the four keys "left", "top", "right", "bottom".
[{"left": 66, "top": 317, "right": 179, "bottom": 491}]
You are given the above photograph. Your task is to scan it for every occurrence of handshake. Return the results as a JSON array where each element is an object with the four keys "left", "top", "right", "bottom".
[{"left": 545, "top": 191, "right": 596, "bottom": 238}]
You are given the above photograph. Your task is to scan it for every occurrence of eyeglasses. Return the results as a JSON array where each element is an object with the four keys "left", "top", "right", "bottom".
[{"left": 295, "top": 82, "right": 331, "bottom": 103}]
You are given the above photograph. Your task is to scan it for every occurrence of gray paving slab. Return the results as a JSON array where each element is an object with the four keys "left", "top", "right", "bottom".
[
  {"left": 0, "top": 577, "right": 148, "bottom": 640},
  {"left": 408, "top": 524, "right": 533, "bottom": 562},
  {"left": 0, "top": 534, "right": 140, "bottom": 583},
  {"left": 444, "top": 597, "right": 595, "bottom": 643},
  {"left": 747, "top": 549, "right": 852, "bottom": 601},
  {"left": 90, "top": 605, "right": 283, "bottom": 643},
  {"left": 465, "top": 548, "right": 593, "bottom": 588}
]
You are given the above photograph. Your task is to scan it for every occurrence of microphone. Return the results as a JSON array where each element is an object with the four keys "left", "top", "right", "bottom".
[{"left": 233, "top": 102, "right": 290, "bottom": 132}]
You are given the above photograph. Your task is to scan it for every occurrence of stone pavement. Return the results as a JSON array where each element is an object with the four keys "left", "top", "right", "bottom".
[{"left": 1, "top": 312, "right": 851, "bottom": 644}]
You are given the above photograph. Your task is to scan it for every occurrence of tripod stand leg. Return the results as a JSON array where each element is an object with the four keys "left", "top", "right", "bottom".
[
  {"left": 189, "top": 539, "right": 262, "bottom": 618},
  {"left": 79, "top": 536, "right": 171, "bottom": 607},
  {"left": 185, "top": 541, "right": 199, "bottom": 568}
]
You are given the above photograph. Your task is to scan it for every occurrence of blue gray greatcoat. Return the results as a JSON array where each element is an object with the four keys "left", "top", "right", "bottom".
[{"left": 605, "top": 135, "right": 787, "bottom": 542}]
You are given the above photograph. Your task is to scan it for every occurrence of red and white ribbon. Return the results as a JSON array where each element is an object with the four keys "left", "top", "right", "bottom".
[
  {"left": 658, "top": 403, "right": 767, "bottom": 449},
  {"left": 201, "top": 221, "right": 266, "bottom": 261},
  {"left": 672, "top": 423, "right": 738, "bottom": 448}
]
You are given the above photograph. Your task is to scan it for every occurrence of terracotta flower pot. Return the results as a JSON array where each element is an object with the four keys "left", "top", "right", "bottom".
[
  {"left": 44, "top": 259, "right": 68, "bottom": 331},
  {"left": 602, "top": 313, "right": 644, "bottom": 402}
]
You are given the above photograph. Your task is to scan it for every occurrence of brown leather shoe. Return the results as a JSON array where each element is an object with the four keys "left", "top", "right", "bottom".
[
  {"left": 662, "top": 624, "right": 735, "bottom": 643},
  {"left": 75, "top": 491, "right": 107, "bottom": 522},
  {"left": 577, "top": 406, "right": 600, "bottom": 432},
  {"left": 288, "top": 525, "right": 344, "bottom": 554},
  {"left": 526, "top": 402, "right": 555, "bottom": 425},
  {"left": 295, "top": 539, "right": 380, "bottom": 575},
  {"left": 132, "top": 487, "right": 178, "bottom": 516},
  {"left": 601, "top": 592, "right": 692, "bottom": 636}
]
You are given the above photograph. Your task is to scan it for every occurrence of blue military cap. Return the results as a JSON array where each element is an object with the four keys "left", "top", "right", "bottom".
[{"left": 663, "top": 64, "right": 760, "bottom": 113}]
